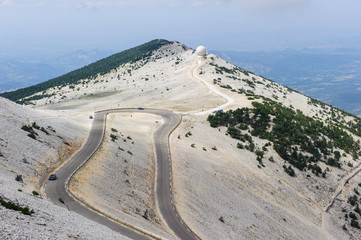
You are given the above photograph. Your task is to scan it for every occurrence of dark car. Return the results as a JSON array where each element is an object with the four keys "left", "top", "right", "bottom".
[
  {"left": 138, "top": 107, "right": 144, "bottom": 110},
  {"left": 49, "top": 174, "right": 57, "bottom": 180}
]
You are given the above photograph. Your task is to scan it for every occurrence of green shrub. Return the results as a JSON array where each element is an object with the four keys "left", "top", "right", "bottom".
[
  {"left": 283, "top": 165, "right": 295, "bottom": 177},
  {"left": 207, "top": 99, "right": 360, "bottom": 175},
  {"left": 40, "top": 127, "right": 49, "bottom": 135},
  {"left": 0, "top": 199, "right": 34, "bottom": 215},
  {"left": 110, "top": 134, "right": 117, "bottom": 141},
  {"left": 15, "top": 175, "right": 23, "bottom": 182},
  {"left": 32, "top": 122, "right": 40, "bottom": 130},
  {"left": 21, "top": 206, "right": 34, "bottom": 215},
  {"left": 350, "top": 212, "right": 358, "bottom": 220},
  {"left": 308, "top": 164, "right": 322, "bottom": 176},
  {"left": 348, "top": 195, "right": 358, "bottom": 206},
  {"left": 21, "top": 125, "right": 32, "bottom": 132},
  {"left": 351, "top": 219, "right": 360, "bottom": 229},
  {"left": 343, "top": 224, "right": 347, "bottom": 231},
  {"left": 326, "top": 158, "right": 341, "bottom": 168},
  {"left": 248, "top": 142, "right": 255, "bottom": 152},
  {"left": 354, "top": 188, "right": 360, "bottom": 195},
  {"left": 27, "top": 133, "right": 37, "bottom": 140},
  {"left": 255, "top": 150, "right": 264, "bottom": 159},
  {"left": 21, "top": 124, "right": 39, "bottom": 139},
  {"left": 354, "top": 204, "right": 361, "bottom": 216}
]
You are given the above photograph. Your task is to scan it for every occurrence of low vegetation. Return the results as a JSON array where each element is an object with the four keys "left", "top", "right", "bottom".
[
  {"left": 208, "top": 99, "right": 361, "bottom": 176},
  {"left": 21, "top": 122, "right": 50, "bottom": 139},
  {"left": 1, "top": 39, "right": 172, "bottom": 104},
  {"left": 15, "top": 175, "right": 23, "bottom": 182},
  {"left": 21, "top": 124, "right": 38, "bottom": 140},
  {"left": 343, "top": 187, "right": 361, "bottom": 230},
  {"left": 110, "top": 134, "right": 118, "bottom": 142},
  {"left": 0, "top": 198, "right": 34, "bottom": 216}
]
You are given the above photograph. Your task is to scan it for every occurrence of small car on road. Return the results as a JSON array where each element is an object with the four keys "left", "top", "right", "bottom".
[
  {"left": 212, "top": 109, "right": 223, "bottom": 114},
  {"left": 49, "top": 174, "right": 57, "bottom": 180},
  {"left": 138, "top": 107, "right": 144, "bottom": 110}
]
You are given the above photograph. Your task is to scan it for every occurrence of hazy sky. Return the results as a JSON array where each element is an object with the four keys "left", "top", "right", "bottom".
[{"left": 1, "top": 0, "right": 361, "bottom": 57}]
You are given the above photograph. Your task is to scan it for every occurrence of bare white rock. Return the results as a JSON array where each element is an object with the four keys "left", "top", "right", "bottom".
[{"left": 0, "top": 97, "right": 129, "bottom": 239}]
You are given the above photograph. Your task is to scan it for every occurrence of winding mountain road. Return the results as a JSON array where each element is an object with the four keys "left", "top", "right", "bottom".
[{"left": 44, "top": 108, "right": 198, "bottom": 240}]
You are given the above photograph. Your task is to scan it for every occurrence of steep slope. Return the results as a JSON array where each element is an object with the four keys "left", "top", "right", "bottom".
[
  {"left": 13, "top": 41, "right": 225, "bottom": 113},
  {"left": 0, "top": 97, "right": 87, "bottom": 188},
  {"left": 2, "top": 39, "right": 361, "bottom": 239},
  {"left": 170, "top": 56, "right": 361, "bottom": 240},
  {"left": 0, "top": 97, "right": 131, "bottom": 239},
  {"left": 0, "top": 39, "right": 172, "bottom": 103}
]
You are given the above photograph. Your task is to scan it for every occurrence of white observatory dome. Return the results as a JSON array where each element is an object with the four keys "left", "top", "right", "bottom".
[{"left": 196, "top": 46, "right": 207, "bottom": 56}]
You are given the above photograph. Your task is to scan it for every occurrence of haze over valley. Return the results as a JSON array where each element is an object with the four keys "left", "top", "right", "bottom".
[
  {"left": 213, "top": 48, "right": 361, "bottom": 116},
  {"left": 0, "top": 49, "right": 113, "bottom": 93}
]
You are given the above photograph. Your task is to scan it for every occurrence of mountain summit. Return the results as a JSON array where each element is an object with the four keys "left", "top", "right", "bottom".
[
  {"left": 0, "top": 39, "right": 172, "bottom": 103},
  {"left": 1, "top": 39, "right": 361, "bottom": 239}
]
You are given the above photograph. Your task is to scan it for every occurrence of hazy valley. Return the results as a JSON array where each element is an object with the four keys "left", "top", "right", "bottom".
[
  {"left": 0, "top": 49, "right": 113, "bottom": 93},
  {"left": 213, "top": 48, "right": 361, "bottom": 116}
]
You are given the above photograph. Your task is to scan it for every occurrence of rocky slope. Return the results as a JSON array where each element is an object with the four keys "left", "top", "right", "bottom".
[
  {"left": 0, "top": 97, "right": 129, "bottom": 239},
  {"left": 2, "top": 39, "right": 361, "bottom": 239}
]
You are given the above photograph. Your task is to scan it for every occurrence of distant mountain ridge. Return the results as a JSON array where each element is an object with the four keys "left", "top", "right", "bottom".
[{"left": 0, "top": 39, "right": 172, "bottom": 103}]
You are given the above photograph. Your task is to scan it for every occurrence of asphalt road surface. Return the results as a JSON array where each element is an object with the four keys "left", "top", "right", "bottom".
[{"left": 44, "top": 108, "right": 198, "bottom": 240}]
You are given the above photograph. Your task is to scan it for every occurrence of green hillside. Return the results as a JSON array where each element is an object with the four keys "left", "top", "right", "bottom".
[
  {"left": 0, "top": 39, "right": 172, "bottom": 103},
  {"left": 208, "top": 99, "right": 361, "bottom": 176}
]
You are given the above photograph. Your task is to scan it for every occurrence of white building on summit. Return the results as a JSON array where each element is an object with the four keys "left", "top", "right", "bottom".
[{"left": 195, "top": 46, "right": 207, "bottom": 57}]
